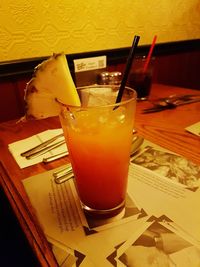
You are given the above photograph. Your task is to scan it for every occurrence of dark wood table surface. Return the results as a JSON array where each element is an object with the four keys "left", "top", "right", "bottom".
[{"left": 0, "top": 83, "right": 200, "bottom": 266}]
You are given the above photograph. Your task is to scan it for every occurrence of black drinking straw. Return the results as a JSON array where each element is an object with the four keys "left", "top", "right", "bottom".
[{"left": 115, "top": 35, "right": 140, "bottom": 104}]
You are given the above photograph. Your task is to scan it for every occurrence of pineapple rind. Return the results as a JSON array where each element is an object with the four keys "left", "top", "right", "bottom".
[
  {"left": 24, "top": 79, "right": 60, "bottom": 119},
  {"left": 24, "top": 52, "right": 81, "bottom": 120}
]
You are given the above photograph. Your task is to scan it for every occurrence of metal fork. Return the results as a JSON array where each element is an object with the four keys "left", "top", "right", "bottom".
[{"left": 143, "top": 94, "right": 200, "bottom": 113}]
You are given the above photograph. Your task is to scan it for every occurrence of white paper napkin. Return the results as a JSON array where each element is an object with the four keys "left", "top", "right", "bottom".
[
  {"left": 185, "top": 121, "right": 200, "bottom": 137},
  {"left": 8, "top": 128, "right": 68, "bottom": 168}
]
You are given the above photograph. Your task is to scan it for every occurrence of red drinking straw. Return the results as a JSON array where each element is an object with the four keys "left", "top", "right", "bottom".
[{"left": 142, "top": 35, "right": 157, "bottom": 73}]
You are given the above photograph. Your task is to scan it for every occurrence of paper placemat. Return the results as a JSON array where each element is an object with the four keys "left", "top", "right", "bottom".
[{"left": 22, "top": 155, "right": 200, "bottom": 266}]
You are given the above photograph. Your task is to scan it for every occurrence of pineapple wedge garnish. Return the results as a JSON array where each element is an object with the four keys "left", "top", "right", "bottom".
[{"left": 24, "top": 52, "right": 81, "bottom": 120}]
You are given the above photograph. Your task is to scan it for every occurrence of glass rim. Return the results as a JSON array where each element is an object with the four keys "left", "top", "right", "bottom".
[
  {"left": 134, "top": 55, "right": 156, "bottom": 60},
  {"left": 59, "top": 85, "right": 137, "bottom": 109}
]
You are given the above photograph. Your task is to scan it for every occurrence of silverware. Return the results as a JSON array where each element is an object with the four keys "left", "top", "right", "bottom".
[
  {"left": 26, "top": 140, "right": 66, "bottom": 160},
  {"left": 53, "top": 135, "right": 144, "bottom": 184},
  {"left": 142, "top": 103, "right": 175, "bottom": 113},
  {"left": 21, "top": 133, "right": 64, "bottom": 157},
  {"left": 43, "top": 151, "right": 69, "bottom": 163},
  {"left": 53, "top": 165, "right": 73, "bottom": 178},
  {"left": 143, "top": 95, "right": 200, "bottom": 113},
  {"left": 130, "top": 136, "right": 144, "bottom": 161},
  {"left": 54, "top": 165, "right": 74, "bottom": 184}
]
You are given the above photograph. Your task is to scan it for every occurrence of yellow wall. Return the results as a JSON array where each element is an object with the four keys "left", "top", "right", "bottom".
[{"left": 0, "top": 0, "right": 200, "bottom": 62}]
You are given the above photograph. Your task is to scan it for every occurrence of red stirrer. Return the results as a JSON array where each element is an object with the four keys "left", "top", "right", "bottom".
[{"left": 142, "top": 35, "right": 157, "bottom": 73}]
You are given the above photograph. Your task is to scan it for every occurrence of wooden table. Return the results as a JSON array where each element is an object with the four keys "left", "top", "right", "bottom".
[{"left": 0, "top": 83, "right": 200, "bottom": 266}]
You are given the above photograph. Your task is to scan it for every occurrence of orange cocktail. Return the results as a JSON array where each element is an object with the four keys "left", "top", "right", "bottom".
[{"left": 60, "top": 85, "right": 136, "bottom": 216}]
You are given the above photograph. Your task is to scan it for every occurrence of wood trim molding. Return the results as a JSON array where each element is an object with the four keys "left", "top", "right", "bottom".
[{"left": 0, "top": 39, "right": 200, "bottom": 79}]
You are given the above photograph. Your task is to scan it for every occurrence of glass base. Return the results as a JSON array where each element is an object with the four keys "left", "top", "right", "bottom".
[{"left": 81, "top": 200, "right": 125, "bottom": 219}]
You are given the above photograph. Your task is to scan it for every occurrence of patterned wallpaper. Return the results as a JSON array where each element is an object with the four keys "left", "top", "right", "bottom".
[{"left": 0, "top": 0, "right": 200, "bottom": 62}]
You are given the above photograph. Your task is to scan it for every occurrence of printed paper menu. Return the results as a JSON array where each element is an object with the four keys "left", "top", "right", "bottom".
[
  {"left": 130, "top": 144, "right": 200, "bottom": 243},
  {"left": 23, "top": 166, "right": 148, "bottom": 266},
  {"left": 22, "top": 140, "right": 200, "bottom": 266}
]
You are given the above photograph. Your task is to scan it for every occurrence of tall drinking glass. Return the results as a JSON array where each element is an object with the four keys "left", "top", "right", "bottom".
[
  {"left": 59, "top": 85, "right": 137, "bottom": 217},
  {"left": 128, "top": 56, "right": 155, "bottom": 100}
]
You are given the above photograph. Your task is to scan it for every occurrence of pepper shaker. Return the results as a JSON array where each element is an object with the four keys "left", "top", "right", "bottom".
[{"left": 97, "top": 71, "right": 122, "bottom": 85}]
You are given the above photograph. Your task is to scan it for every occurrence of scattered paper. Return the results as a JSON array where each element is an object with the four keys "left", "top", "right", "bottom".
[
  {"left": 185, "top": 121, "right": 200, "bottom": 137},
  {"left": 108, "top": 219, "right": 200, "bottom": 267},
  {"left": 22, "top": 140, "right": 200, "bottom": 266},
  {"left": 130, "top": 144, "right": 200, "bottom": 242}
]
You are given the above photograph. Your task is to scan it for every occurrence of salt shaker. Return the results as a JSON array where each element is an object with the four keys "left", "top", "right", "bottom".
[{"left": 97, "top": 71, "right": 122, "bottom": 85}]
